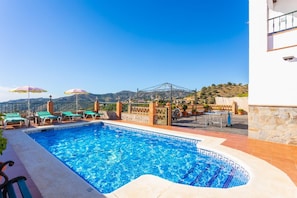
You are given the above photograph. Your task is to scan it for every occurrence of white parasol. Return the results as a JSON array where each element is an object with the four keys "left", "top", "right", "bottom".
[
  {"left": 64, "top": 88, "right": 88, "bottom": 113},
  {"left": 10, "top": 85, "right": 47, "bottom": 116}
]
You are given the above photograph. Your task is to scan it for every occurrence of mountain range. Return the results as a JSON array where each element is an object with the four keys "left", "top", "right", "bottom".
[{"left": 0, "top": 82, "right": 248, "bottom": 105}]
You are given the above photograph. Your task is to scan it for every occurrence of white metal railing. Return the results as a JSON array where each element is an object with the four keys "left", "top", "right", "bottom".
[
  {"left": 0, "top": 101, "right": 116, "bottom": 114},
  {"left": 268, "top": 10, "right": 297, "bottom": 34}
]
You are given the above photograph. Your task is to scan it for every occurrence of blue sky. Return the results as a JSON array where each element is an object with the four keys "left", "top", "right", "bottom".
[{"left": 0, "top": 0, "right": 249, "bottom": 102}]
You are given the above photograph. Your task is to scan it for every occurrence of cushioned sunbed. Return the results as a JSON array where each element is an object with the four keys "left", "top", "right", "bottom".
[
  {"left": 61, "top": 111, "right": 82, "bottom": 121},
  {"left": 3, "top": 113, "right": 26, "bottom": 129},
  {"left": 36, "top": 111, "right": 61, "bottom": 125},
  {"left": 83, "top": 110, "right": 102, "bottom": 120}
]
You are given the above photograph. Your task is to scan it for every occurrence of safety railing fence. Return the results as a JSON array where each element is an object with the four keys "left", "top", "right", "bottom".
[
  {"left": 131, "top": 103, "right": 149, "bottom": 115},
  {"left": 0, "top": 101, "right": 117, "bottom": 115},
  {"left": 268, "top": 10, "right": 297, "bottom": 34},
  {"left": 122, "top": 103, "right": 149, "bottom": 114},
  {"left": 121, "top": 102, "right": 169, "bottom": 125},
  {"left": 156, "top": 107, "right": 168, "bottom": 125},
  {"left": 0, "top": 102, "right": 47, "bottom": 115}
]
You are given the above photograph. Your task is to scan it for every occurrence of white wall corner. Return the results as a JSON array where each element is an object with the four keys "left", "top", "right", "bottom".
[{"left": 267, "top": 0, "right": 274, "bottom": 9}]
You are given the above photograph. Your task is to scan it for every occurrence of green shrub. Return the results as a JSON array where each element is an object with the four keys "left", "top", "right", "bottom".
[
  {"left": 238, "top": 93, "right": 248, "bottom": 97},
  {"left": 0, "top": 113, "right": 7, "bottom": 155},
  {"left": 0, "top": 130, "right": 7, "bottom": 155},
  {"left": 182, "top": 104, "right": 188, "bottom": 111}
]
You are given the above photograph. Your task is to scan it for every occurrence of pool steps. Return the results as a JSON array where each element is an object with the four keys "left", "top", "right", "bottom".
[{"left": 178, "top": 163, "right": 237, "bottom": 188}]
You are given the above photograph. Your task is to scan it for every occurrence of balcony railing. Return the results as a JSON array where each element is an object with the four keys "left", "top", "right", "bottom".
[
  {"left": 0, "top": 102, "right": 47, "bottom": 115},
  {"left": 268, "top": 10, "right": 297, "bottom": 34}
]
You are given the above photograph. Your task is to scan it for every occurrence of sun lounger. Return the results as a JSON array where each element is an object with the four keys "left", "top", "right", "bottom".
[
  {"left": 61, "top": 111, "right": 82, "bottom": 121},
  {"left": 36, "top": 111, "right": 61, "bottom": 125},
  {"left": 83, "top": 110, "right": 102, "bottom": 120},
  {"left": 3, "top": 113, "right": 27, "bottom": 129},
  {"left": 0, "top": 160, "right": 32, "bottom": 198}
]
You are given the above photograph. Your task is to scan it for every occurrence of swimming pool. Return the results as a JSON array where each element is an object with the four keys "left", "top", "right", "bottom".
[{"left": 28, "top": 122, "right": 249, "bottom": 193}]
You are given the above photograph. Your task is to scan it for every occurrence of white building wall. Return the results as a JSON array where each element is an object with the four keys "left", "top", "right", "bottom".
[
  {"left": 249, "top": 0, "right": 297, "bottom": 106},
  {"left": 268, "top": 31, "right": 297, "bottom": 49},
  {"left": 249, "top": 0, "right": 297, "bottom": 145}
]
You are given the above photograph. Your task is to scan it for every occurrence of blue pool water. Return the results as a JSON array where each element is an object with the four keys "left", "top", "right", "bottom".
[{"left": 28, "top": 123, "right": 249, "bottom": 193}]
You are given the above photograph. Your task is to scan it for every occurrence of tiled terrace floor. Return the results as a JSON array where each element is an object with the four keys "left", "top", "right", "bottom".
[
  {"left": 1, "top": 117, "right": 297, "bottom": 197},
  {"left": 0, "top": 142, "right": 42, "bottom": 197}
]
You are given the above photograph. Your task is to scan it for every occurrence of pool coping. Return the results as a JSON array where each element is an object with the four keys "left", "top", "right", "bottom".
[{"left": 4, "top": 120, "right": 297, "bottom": 198}]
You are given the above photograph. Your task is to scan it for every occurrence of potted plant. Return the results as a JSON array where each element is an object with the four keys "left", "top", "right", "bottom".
[
  {"left": 203, "top": 104, "right": 210, "bottom": 112},
  {"left": 182, "top": 104, "right": 188, "bottom": 117},
  {"left": 0, "top": 130, "right": 7, "bottom": 155},
  {"left": 237, "top": 108, "right": 245, "bottom": 115},
  {"left": 192, "top": 108, "right": 197, "bottom": 116},
  {"left": 0, "top": 113, "right": 7, "bottom": 155}
]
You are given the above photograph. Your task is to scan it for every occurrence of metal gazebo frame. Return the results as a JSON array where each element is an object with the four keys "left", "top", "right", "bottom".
[{"left": 136, "top": 82, "right": 195, "bottom": 104}]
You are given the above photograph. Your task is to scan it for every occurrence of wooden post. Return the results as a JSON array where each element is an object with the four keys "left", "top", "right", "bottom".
[
  {"left": 166, "top": 102, "right": 172, "bottom": 126},
  {"left": 116, "top": 101, "right": 122, "bottom": 119},
  {"left": 94, "top": 99, "right": 100, "bottom": 113},
  {"left": 128, "top": 104, "right": 132, "bottom": 113},
  {"left": 47, "top": 100, "right": 54, "bottom": 114},
  {"left": 232, "top": 101, "right": 237, "bottom": 114},
  {"left": 149, "top": 102, "right": 156, "bottom": 125}
]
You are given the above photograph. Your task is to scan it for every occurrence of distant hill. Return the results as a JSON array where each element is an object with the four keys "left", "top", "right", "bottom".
[
  {"left": 0, "top": 82, "right": 248, "bottom": 108},
  {"left": 192, "top": 82, "right": 248, "bottom": 104}
]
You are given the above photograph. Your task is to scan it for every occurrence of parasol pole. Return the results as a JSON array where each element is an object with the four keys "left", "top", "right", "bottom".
[
  {"left": 27, "top": 89, "right": 30, "bottom": 117},
  {"left": 76, "top": 94, "right": 78, "bottom": 113}
]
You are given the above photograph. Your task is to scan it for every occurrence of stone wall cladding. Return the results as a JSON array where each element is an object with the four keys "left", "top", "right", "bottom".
[
  {"left": 121, "top": 113, "right": 149, "bottom": 124},
  {"left": 249, "top": 105, "right": 297, "bottom": 145}
]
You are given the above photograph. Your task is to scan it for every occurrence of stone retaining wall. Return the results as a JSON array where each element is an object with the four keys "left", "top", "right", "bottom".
[
  {"left": 216, "top": 97, "right": 248, "bottom": 112},
  {"left": 121, "top": 113, "right": 149, "bottom": 124}
]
